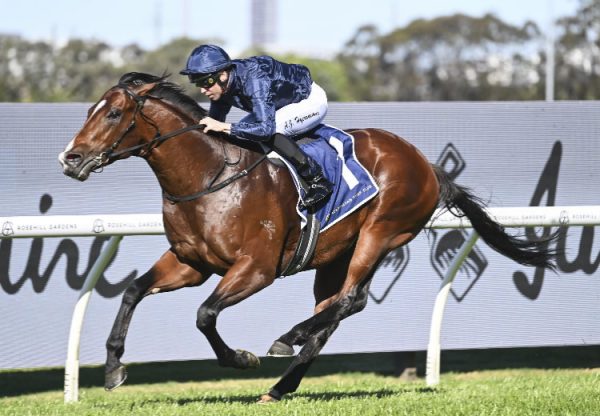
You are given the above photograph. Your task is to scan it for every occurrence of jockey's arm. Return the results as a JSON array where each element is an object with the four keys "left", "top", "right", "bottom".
[
  {"left": 200, "top": 117, "right": 231, "bottom": 134},
  {"left": 229, "top": 76, "right": 276, "bottom": 141},
  {"left": 201, "top": 101, "right": 232, "bottom": 134}
]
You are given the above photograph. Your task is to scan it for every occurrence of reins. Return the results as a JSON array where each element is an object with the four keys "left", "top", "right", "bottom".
[
  {"left": 96, "top": 84, "right": 267, "bottom": 203},
  {"left": 106, "top": 123, "right": 206, "bottom": 160},
  {"left": 162, "top": 154, "right": 267, "bottom": 203}
]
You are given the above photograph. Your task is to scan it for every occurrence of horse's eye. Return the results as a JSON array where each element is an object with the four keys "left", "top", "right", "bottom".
[{"left": 107, "top": 108, "right": 122, "bottom": 120}]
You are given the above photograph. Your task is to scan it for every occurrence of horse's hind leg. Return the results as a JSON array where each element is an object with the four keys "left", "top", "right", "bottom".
[
  {"left": 105, "top": 249, "right": 209, "bottom": 391},
  {"left": 268, "top": 249, "right": 352, "bottom": 356},
  {"left": 262, "top": 269, "right": 375, "bottom": 402},
  {"left": 262, "top": 230, "right": 395, "bottom": 402}
]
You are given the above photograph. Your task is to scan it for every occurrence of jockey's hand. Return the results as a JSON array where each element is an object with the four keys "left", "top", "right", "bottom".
[{"left": 200, "top": 117, "right": 231, "bottom": 134}]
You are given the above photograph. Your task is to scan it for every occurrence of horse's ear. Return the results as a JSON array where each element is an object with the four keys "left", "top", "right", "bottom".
[{"left": 134, "top": 82, "right": 158, "bottom": 97}]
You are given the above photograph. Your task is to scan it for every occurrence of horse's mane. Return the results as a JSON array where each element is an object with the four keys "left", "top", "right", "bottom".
[
  {"left": 118, "top": 72, "right": 264, "bottom": 154},
  {"left": 118, "top": 72, "right": 208, "bottom": 122}
]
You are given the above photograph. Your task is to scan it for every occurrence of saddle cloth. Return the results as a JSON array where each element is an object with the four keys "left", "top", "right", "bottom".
[{"left": 271, "top": 124, "right": 380, "bottom": 232}]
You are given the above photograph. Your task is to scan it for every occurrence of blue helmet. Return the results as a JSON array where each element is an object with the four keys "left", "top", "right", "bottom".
[{"left": 180, "top": 44, "right": 232, "bottom": 75}]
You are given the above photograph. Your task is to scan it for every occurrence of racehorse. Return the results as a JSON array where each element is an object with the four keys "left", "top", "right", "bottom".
[{"left": 58, "top": 72, "right": 557, "bottom": 403}]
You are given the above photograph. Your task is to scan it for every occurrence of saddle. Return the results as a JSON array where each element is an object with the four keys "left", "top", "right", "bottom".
[{"left": 269, "top": 124, "right": 380, "bottom": 276}]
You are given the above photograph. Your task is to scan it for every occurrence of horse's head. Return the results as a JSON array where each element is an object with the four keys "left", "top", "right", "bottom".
[{"left": 58, "top": 74, "right": 166, "bottom": 181}]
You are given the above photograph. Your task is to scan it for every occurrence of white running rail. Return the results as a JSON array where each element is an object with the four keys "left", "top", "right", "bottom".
[{"left": 2, "top": 206, "right": 599, "bottom": 402}]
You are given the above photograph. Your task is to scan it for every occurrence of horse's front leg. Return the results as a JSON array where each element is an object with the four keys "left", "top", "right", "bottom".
[
  {"left": 196, "top": 254, "right": 276, "bottom": 369},
  {"left": 105, "top": 249, "right": 210, "bottom": 390}
]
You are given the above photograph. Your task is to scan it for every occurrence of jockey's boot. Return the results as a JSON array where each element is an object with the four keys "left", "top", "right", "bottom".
[{"left": 271, "top": 133, "right": 333, "bottom": 208}]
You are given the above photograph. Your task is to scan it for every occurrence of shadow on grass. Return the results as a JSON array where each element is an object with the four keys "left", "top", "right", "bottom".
[
  {"left": 2, "top": 346, "right": 599, "bottom": 398},
  {"left": 290, "top": 387, "right": 437, "bottom": 402},
  {"left": 136, "top": 387, "right": 437, "bottom": 407}
]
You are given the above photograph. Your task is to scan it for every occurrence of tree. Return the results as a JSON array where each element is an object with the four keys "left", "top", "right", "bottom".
[
  {"left": 339, "top": 14, "right": 544, "bottom": 101},
  {"left": 0, "top": 35, "right": 215, "bottom": 102},
  {"left": 0, "top": 35, "right": 63, "bottom": 101},
  {"left": 3, "top": 5, "right": 600, "bottom": 103},
  {"left": 554, "top": 0, "right": 600, "bottom": 99},
  {"left": 0, "top": 35, "right": 28, "bottom": 101},
  {"left": 52, "top": 39, "right": 122, "bottom": 101}
]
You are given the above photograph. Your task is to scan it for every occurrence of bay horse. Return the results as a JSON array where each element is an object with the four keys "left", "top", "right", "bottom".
[{"left": 58, "top": 72, "right": 557, "bottom": 403}]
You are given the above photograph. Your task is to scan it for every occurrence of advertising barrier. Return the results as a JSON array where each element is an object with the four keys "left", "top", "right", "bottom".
[{"left": 1, "top": 102, "right": 599, "bottom": 375}]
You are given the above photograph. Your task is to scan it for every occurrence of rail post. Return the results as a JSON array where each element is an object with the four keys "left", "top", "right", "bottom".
[
  {"left": 64, "top": 235, "right": 123, "bottom": 403},
  {"left": 425, "top": 230, "right": 480, "bottom": 386}
]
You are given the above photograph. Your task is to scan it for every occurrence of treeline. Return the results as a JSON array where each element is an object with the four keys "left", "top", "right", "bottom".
[{"left": 1, "top": 0, "right": 599, "bottom": 102}]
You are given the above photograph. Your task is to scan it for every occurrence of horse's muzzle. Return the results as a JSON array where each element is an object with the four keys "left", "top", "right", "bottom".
[{"left": 58, "top": 151, "right": 97, "bottom": 181}]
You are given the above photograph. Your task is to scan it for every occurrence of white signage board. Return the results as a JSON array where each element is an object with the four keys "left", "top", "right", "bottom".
[{"left": 1, "top": 102, "right": 599, "bottom": 369}]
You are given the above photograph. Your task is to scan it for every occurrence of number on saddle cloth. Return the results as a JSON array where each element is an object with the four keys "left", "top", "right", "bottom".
[{"left": 270, "top": 125, "right": 380, "bottom": 232}]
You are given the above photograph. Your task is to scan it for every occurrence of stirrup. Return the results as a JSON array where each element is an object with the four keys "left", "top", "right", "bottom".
[{"left": 301, "top": 178, "right": 333, "bottom": 209}]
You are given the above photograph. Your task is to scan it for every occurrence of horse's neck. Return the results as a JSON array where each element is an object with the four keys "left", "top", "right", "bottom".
[{"left": 144, "top": 107, "right": 256, "bottom": 199}]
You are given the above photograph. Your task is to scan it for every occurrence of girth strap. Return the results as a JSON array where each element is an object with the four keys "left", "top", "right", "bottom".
[{"left": 280, "top": 213, "right": 321, "bottom": 277}]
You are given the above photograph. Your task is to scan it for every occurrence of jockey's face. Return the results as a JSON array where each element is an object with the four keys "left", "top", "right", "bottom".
[{"left": 199, "top": 71, "right": 228, "bottom": 101}]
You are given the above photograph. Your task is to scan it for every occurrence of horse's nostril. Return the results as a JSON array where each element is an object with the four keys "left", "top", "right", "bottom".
[{"left": 65, "top": 153, "right": 82, "bottom": 166}]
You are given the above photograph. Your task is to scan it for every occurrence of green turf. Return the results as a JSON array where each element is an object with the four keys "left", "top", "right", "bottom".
[{"left": 1, "top": 347, "right": 599, "bottom": 415}]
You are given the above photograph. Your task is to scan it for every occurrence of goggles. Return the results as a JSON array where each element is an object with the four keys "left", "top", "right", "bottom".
[{"left": 189, "top": 72, "right": 220, "bottom": 89}]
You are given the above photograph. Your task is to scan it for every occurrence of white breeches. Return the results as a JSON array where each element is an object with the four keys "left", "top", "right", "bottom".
[{"left": 275, "top": 82, "right": 328, "bottom": 136}]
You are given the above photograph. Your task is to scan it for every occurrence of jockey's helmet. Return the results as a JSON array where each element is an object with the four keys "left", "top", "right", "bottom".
[{"left": 180, "top": 45, "right": 232, "bottom": 76}]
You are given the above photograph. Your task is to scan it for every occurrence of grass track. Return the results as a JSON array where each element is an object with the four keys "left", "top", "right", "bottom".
[{"left": 2, "top": 347, "right": 599, "bottom": 415}]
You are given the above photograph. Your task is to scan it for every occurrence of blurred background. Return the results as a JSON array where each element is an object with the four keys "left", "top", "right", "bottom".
[{"left": 0, "top": 0, "right": 597, "bottom": 103}]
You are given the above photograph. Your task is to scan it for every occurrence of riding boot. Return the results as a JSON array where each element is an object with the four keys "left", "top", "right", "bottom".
[{"left": 270, "top": 133, "right": 333, "bottom": 208}]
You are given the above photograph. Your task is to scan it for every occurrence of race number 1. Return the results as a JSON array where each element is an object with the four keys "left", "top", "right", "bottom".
[{"left": 328, "top": 136, "right": 359, "bottom": 189}]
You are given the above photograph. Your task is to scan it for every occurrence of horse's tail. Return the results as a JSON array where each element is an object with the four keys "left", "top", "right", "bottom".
[{"left": 432, "top": 164, "right": 558, "bottom": 270}]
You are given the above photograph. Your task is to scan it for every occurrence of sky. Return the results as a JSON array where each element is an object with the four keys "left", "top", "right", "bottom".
[{"left": 1, "top": 0, "right": 580, "bottom": 56}]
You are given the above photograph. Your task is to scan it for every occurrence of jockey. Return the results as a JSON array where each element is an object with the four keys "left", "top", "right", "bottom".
[{"left": 180, "top": 44, "right": 333, "bottom": 208}]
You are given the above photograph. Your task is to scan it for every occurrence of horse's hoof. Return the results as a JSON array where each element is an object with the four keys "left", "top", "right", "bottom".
[
  {"left": 257, "top": 393, "right": 280, "bottom": 404},
  {"left": 267, "top": 341, "right": 294, "bottom": 357},
  {"left": 105, "top": 365, "right": 128, "bottom": 391},
  {"left": 235, "top": 349, "right": 261, "bottom": 369}
]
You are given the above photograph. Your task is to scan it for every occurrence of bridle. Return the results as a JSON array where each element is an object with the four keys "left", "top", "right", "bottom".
[
  {"left": 92, "top": 84, "right": 202, "bottom": 168},
  {"left": 92, "top": 83, "right": 266, "bottom": 203}
]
